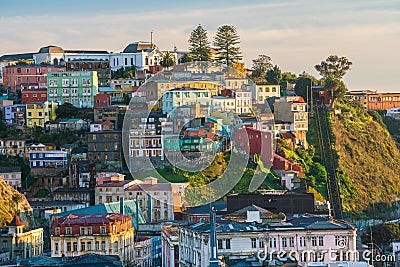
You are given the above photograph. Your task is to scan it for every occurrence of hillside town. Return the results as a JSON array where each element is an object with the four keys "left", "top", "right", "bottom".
[{"left": 0, "top": 16, "right": 399, "bottom": 267}]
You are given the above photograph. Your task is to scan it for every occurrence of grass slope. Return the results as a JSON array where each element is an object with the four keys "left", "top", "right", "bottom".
[{"left": 333, "top": 100, "right": 400, "bottom": 212}]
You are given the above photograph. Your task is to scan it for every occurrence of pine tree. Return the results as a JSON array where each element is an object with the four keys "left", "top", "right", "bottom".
[
  {"left": 213, "top": 25, "right": 242, "bottom": 66},
  {"left": 188, "top": 25, "right": 211, "bottom": 61}
]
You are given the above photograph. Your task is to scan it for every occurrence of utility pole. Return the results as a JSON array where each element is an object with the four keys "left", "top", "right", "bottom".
[
  {"left": 150, "top": 31, "right": 154, "bottom": 47},
  {"left": 209, "top": 207, "right": 220, "bottom": 267}
]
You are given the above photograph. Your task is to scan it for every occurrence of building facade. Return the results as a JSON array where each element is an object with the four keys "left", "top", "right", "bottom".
[
  {"left": 0, "top": 215, "right": 43, "bottom": 261},
  {"left": 0, "top": 167, "right": 22, "bottom": 189},
  {"left": 87, "top": 130, "right": 123, "bottom": 171},
  {"left": 254, "top": 84, "right": 281, "bottom": 104},
  {"left": 95, "top": 177, "right": 181, "bottom": 222},
  {"left": 21, "top": 88, "right": 47, "bottom": 103},
  {"left": 162, "top": 88, "right": 212, "bottom": 114},
  {"left": 234, "top": 90, "right": 252, "bottom": 114},
  {"left": 66, "top": 59, "right": 111, "bottom": 86},
  {"left": 47, "top": 71, "right": 98, "bottom": 108},
  {"left": 28, "top": 150, "right": 68, "bottom": 169},
  {"left": 25, "top": 101, "right": 58, "bottom": 128},
  {"left": 274, "top": 96, "right": 308, "bottom": 147},
  {"left": 2, "top": 64, "right": 65, "bottom": 93},
  {"left": 0, "top": 137, "right": 26, "bottom": 157},
  {"left": 4, "top": 104, "right": 26, "bottom": 126},
  {"left": 51, "top": 213, "right": 135, "bottom": 265}
]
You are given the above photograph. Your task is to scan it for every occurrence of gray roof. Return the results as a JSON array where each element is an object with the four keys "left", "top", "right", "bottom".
[
  {"left": 0, "top": 53, "right": 34, "bottom": 62},
  {"left": 182, "top": 218, "right": 265, "bottom": 234},
  {"left": 123, "top": 42, "right": 155, "bottom": 53},
  {"left": 38, "top": 45, "right": 64, "bottom": 53}
]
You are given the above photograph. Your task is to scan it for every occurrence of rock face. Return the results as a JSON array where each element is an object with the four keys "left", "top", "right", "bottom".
[{"left": 0, "top": 177, "right": 34, "bottom": 227}]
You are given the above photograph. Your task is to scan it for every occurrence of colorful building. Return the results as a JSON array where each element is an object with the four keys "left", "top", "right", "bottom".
[
  {"left": 347, "top": 90, "right": 400, "bottom": 110},
  {"left": 25, "top": 101, "right": 58, "bottom": 128},
  {"left": 253, "top": 84, "right": 281, "bottom": 104},
  {"left": 162, "top": 88, "right": 212, "bottom": 114},
  {"left": 21, "top": 88, "right": 48, "bottom": 103},
  {"left": 28, "top": 150, "right": 68, "bottom": 169},
  {"left": 4, "top": 104, "right": 26, "bottom": 126},
  {"left": 66, "top": 59, "right": 111, "bottom": 86},
  {"left": 2, "top": 64, "right": 65, "bottom": 93},
  {"left": 0, "top": 215, "right": 44, "bottom": 260},
  {"left": 47, "top": 71, "right": 98, "bottom": 108},
  {"left": 0, "top": 166, "right": 22, "bottom": 189},
  {"left": 0, "top": 137, "right": 26, "bottom": 157},
  {"left": 50, "top": 213, "right": 135, "bottom": 265}
]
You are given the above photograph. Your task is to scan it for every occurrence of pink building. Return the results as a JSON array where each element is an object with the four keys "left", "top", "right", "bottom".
[
  {"left": 2, "top": 64, "right": 65, "bottom": 93},
  {"left": 95, "top": 172, "right": 125, "bottom": 185}
]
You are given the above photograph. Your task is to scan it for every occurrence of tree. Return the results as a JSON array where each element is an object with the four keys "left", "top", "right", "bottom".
[
  {"left": 295, "top": 72, "right": 318, "bottom": 99},
  {"left": 251, "top": 55, "right": 273, "bottom": 82},
  {"left": 160, "top": 51, "right": 176, "bottom": 69},
  {"left": 234, "top": 61, "right": 246, "bottom": 76},
  {"left": 314, "top": 55, "right": 352, "bottom": 105},
  {"left": 361, "top": 223, "right": 400, "bottom": 248},
  {"left": 56, "top": 103, "right": 78, "bottom": 119},
  {"left": 188, "top": 25, "right": 211, "bottom": 61},
  {"left": 213, "top": 25, "right": 242, "bottom": 66},
  {"left": 314, "top": 55, "right": 352, "bottom": 80},
  {"left": 266, "top": 65, "right": 282, "bottom": 84},
  {"left": 178, "top": 53, "right": 194, "bottom": 63},
  {"left": 111, "top": 66, "right": 137, "bottom": 79}
]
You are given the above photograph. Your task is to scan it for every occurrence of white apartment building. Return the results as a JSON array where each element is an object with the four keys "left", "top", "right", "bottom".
[
  {"left": 162, "top": 88, "right": 212, "bottom": 114},
  {"left": 254, "top": 84, "right": 281, "bottom": 104},
  {"left": 234, "top": 90, "right": 252, "bottom": 114},
  {"left": 211, "top": 96, "right": 236, "bottom": 112},
  {"left": 178, "top": 214, "right": 357, "bottom": 267},
  {"left": 0, "top": 167, "right": 22, "bottom": 189}
]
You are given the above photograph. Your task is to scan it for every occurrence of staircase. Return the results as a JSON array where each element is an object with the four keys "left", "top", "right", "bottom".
[{"left": 314, "top": 105, "right": 344, "bottom": 219}]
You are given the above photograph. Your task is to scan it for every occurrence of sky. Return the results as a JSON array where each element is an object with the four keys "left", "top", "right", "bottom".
[{"left": 1, "top": 0, "right": 399, "bottom": 91}]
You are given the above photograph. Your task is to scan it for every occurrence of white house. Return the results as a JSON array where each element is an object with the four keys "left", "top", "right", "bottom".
[
  {"left": 386, "top": 107, "right": 400, "bottom": 120},
  {"left": 109, "top": 41, "right": 163, "bottom": 71},
  {"left": 253, "top": 84, "right": 281, "bottom": 104},
  {"left": 234, "top": 90, "right": 252, "bottom": 114}
]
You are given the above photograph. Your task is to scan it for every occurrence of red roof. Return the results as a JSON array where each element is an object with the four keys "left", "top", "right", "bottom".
[{"left": 8, "top": 214, "right": 24, "bottom": 227}]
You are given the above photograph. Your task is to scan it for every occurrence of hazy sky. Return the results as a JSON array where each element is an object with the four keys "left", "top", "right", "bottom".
[{"left": 1, "top": 0, "right": 399, "bottom": 91}]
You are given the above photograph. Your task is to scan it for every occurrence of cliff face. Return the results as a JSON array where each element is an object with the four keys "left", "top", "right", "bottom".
[
  {"left": 332, "top": 101, "right": 400, "bottom": 212},
  {"left": 0, "top": 177, "right": 34, "bottom": 227}
]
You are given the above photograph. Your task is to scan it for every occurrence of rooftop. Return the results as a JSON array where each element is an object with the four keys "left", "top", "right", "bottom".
[
  {"left": 53, "top": 213, "right": 131, "bottom": 226},
  {"left": 122, "top": 41, "right": 155, "bottom": 53}
]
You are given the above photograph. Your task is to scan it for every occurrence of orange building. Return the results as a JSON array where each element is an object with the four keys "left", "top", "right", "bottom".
[{"left": 347, "top": 90, "right": 400, "bottom": 110}]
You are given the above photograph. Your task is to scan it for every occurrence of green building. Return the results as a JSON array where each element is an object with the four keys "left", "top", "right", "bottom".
[{"left": 47, "top": 71, "right": 98, "bottom": 108}]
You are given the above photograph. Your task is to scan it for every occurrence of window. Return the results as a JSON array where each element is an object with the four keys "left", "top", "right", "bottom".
[
  {"left": 218, "top": 239, "right": 223, "bottom": 249},
  {"left": 136, "top": 249, "right": 141, "bottom": 257},
  {"left": 80, "top": 227, "right": 85, "bottom": 235},
  {"left": 87, "top": 227, "right": 92, "bottom": 235},
  {"left": 299, "top": 236, "right": 306, "bottom": 247},
  {"left": 259, "top": 239, "right": 264, "bottom": 248},
  {"left": 73, "top": 242, "right": 77, "bottom": 251},
  {"left": 81, "top": 242, "right": 86, "bottom": 251},
  {"left": 282, "top": 237, "right": 287, "bottom": 247},
  {"left": 55, "top": 242, "right": 59, "bottom": 254},
  {"left": 87, "top": 241, "right": 92, "bottom": 251},
  {"left": 101, "top": 241, "right": 106, "bottom": 250},
  {"left": 289, "top": 237, "right": 294, "bottom": 247},
  {"left": 226, "top": 239, "right": 231, "bottom": 249},
  {"left": 95, "top": 241, "right": 99, "bottom": 250},
  {"left": 66, "top": 227, "right": 72, "bottom": 235},
  {"left": 100, "top": 226, "right": 106, "bottom": 234},
  {"left": 319, "top": 236, "right": 324, "bottom": 246},
  {"left": 55, "top": 227, "right": 60, "bottom": 235},
  {"left": 311, "top": 236, "right": 317, "bottom": 247},
  {"left": 67, "top": 242, "right": 71, "bottom": 251},
  {"left": 113, "top": 241, "right": 118, "bottom": 253},
  {"left": 251, "top": 238, "right": 257, "bottom": 248},
  {"left": 335, "top": 236, "right": 347, "bottom": 247}
]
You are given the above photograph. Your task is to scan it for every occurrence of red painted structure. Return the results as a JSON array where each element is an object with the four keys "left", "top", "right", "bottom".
[
  {"left": 21, "top": 88, "right": 47, "bottom": 103},
  {"left": 94, "top": 94, "right": 112, "bottom": 108}
]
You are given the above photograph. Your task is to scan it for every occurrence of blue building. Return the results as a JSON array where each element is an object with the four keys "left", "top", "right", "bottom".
[
  {"left": 151, "top": 237, "right": 162, "bottom": 267},
  {"left": 28, "top": 150, "right": 68, "bottom": 168}
]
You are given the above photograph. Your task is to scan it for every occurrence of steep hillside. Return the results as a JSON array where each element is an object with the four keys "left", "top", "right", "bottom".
[
  {"left": 0, "top": 177, "right": 34, "bottom": 227},
  {"left": 332, "top": 100, "right": 400, "bottom": 212}
]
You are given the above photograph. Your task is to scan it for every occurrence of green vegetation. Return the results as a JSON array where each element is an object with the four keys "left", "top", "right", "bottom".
[
  {"left": 376, "top": 110, "right": 400, "bottom": 147},
  {"left": 0, "top": 155, "right": 32, "bottom": 189},
  {"left": 111, "top": 66, "right": 137, "bottom": 79},
  {"left": 35, "top": 189, "right": 50, "bottom": 198},
  {"left": 213, "top": 25, "right": 242, "bottom": 66},
  {"left": 276, "top": 139, "right": 328, "bottom": 199},
  {"left": 361, "top": 223, "right": 400, "bottom": 248},
  {"left": 332, "top": 99, "right": 400, "bottom": 212},
  {"left": 188, "top": 24, "right": 212, "bottom": 61}
]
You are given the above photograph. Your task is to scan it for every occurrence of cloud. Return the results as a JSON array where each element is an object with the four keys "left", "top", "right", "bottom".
[{"left": 0, "top": 0, "right": 398, "bottom": 91}]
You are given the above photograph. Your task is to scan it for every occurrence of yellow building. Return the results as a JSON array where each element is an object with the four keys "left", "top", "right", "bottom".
[
  {"left": 26, "top": 101, "right": 58, "bottom": 128},
  {"left": 25, "top": 143, "right": 57, "bottom": 157}
]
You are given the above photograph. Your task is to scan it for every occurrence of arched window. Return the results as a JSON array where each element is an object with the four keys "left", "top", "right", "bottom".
[{"left": 145, "top": 57, "right": 149, "bottom": 65}]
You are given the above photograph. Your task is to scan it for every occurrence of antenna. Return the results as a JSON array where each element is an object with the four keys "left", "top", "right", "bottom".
[{"left": 150, "top": 31, "right": 154, "bottom": 47}]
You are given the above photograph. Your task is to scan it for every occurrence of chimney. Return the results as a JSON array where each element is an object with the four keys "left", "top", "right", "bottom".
[{"left": 119, "top": 197, "right": 124, "bottom": 215}]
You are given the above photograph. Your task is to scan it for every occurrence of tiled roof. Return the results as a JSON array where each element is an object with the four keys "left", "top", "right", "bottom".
[
  {"left": 125, "top": 183, "right": 172, "bottom": 191},
  {"left": 8, "top": 214, "right": 24, "bottom": 227},
  {"left": 54, "top": 199, "right": 146, "bottom": 227}
]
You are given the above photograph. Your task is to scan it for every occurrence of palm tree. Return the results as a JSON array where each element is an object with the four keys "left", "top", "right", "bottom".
[{"left": 160, "top": 51, "right": 176, "bottom": 69}]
